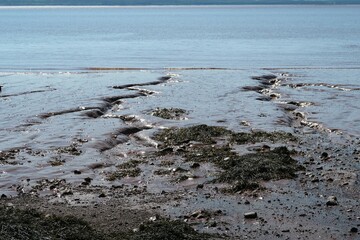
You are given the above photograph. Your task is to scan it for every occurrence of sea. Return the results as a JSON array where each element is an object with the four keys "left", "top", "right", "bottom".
[{"left": 0, "top": 5, "right": 359, "bottom": 195}]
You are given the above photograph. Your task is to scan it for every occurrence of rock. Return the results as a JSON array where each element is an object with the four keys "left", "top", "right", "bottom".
[
  {"left": 0, "top": 85, "right": 2, "bottom": 92},
  {"left": 350, "top": 227, "right": 358, "bottom": 233},
  {"left": 98, "top": 193, "right": 106, "bottom": 198},
  {"left": 321, "top": 152, "right": 329, "bottom": 159},
  {"left": 190, "top": 162, "right": 200, "bottom": 168},
  {"left": 172, "top": 167, "right": 187, "bottom": 173},
  {"left": 74, "top": 170, "right": 81, "bottom": 175},
  {"left": 208, "top": 221, "right": 217, "bottom": 227},
  {"left": 61, "top": 190, "right": 73, "bottom": 197},
  {"left": 244, "top": 212, "right": 257, "bottom": 219},
  {"left": 244, "top": 200, "right": 250, "bottom": 205},
  {"left": 1, "top": 194, "right": 7, "bottom": 199},
  {"left": 196, "top": 184, "right": 204, "bottom": 189},
  {"left": 6, "top": 203, "right": 14, "bottom": 208},
  {"left": 149, "top": 215, "right": 158, "bottom": 222},
  {"left": 326, "top": 196, "right": 338, "bottom": 206},
  {"left": 84, "top": 177, "right": 92, "bottom": 183}
]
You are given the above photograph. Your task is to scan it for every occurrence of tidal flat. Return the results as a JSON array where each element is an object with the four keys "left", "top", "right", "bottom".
[{"left": 0, "top": 70, "right": 359, "bottom": 239}]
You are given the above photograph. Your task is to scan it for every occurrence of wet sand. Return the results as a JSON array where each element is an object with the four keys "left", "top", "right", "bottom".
[{"left": 0, "top": 70, "right": 359, "bottom": 239}]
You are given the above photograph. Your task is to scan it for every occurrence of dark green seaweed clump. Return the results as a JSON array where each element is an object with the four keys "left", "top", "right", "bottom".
[
  {"left": 56, "top": 144, "right": 82, "bottom": 156},
  {"left": 217, "top": 147, "right": 303, "bottom": 192},
  {"left": 0, "top": 149, "right": 20, "bottom": 165},
  {"left": 117, "top": 159, "right": 144, "bottom": 169},
  {"left": 106, "top": 167, "right": 141, "bottom": 181},
  {"left": 0, "top": 207, "right": 104, "bottom": 240},
  {"left": 154, "top": 124, "right": 231, "bottom": 146},
  {"left": 151, "top": 107, "right": 187, "bottom": 120},
  {"left": 186, "top": 146, "right": 302, "bottom": 192},
  {"left": 0, "top": 207, "right": 213, "bottom": 240},
  {"left": 231, "top": 131, "right": 296, "bottom": 144},
  {"left": 126, "top": 220, "right": 211, "bottom": 240},
  {"left": 154, "top": 125, "right": 302, "bottom": 192}
]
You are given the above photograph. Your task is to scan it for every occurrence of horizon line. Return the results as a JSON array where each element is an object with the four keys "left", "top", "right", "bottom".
[{"left": 0, "top": 4, "right": 359, "bottom": 9}]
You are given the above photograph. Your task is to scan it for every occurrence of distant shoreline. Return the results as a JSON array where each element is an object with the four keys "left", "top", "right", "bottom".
[{"left": 0, "top": 4, "right": 359, "bottom": 9}]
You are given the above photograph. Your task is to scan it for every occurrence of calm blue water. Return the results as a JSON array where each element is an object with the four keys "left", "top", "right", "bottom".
[{"left": 0, "top": 5, "right": 360, "bottom": 70}]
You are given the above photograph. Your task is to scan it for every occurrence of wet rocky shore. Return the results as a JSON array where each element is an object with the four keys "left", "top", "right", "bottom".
[{"left": 0, "top": 70, "right": 359, "bottom": 239}]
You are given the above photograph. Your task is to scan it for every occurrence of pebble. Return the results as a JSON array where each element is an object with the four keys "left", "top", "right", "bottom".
[
  {"left": 190, "top": 162, "right": 200, "bottom": 168},
  {"left": 6, "top": 203, "right": 14, "bottom": 208},
  {"left": 321, "top": 152, "right": 329, "bottom": 159},
  {"left": 208, "top": 221, "right": 217, "bottom": 227},
  {"left": 196, "top": 184, "right": 204, "bottom": 189},
  {"left": 84, "top": 177, "right": 92, "bottom": 183},
  {"left": 326, "top": 196, "right": 338, "bottom": 206},
  {"left": 350, "top": 227, "right": 358, "bottom": 233},
  {"left": 74, "top": 170, "right": 81, "bottom": 175},
  {"left": 244, "top": 212, "right": 258, "bottom": 219},
  {"left": 1, "top": 194, "right": 7, "bottom": 199}
]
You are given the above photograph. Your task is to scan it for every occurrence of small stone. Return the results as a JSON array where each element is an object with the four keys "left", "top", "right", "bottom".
[
  {"left": 209, "top": 221, "right": 217, "bottom": 227},
  {"left": 84, "top": 177, "right": 92, "bottom": 183},
  {"left": 149, "top": 216, "right": 158, "bottom": 221},
  {"left": 190, "top": 163, "right": 200, "bottom": 168},
  {"left": 172, "top": 167, "right": 187, "bottom": 173},
  {"left": 74, "top": 170, "right": 81, "bottom": 175},
  {"left": 321, "top": 152, "right": 329, "bottom": 159},
  {"left": 326, "top": 196, "right": 338, "bottom": 206},
  {"left": 191, "top": 210, "right": 202, "bottom": 218},
  {"left": 6, "top": 203, "right": 14, "bottom": 208},
  {"left": 1, "top": 194, "right": 7, "bottom": 199},
  {"left": 244, "top": 200, "right": 250, "bottom": 205},
  {"left": 196, "top": 184, "right": 204, "bottom": 189},
  {"left": 350, "top": 227, "right": 358, "bottom": 233},
  {"left": 244, "top": 212, "right": 257, "bottom": 219},
  {"left": 215, "top": 209, "right": 223, "bottom": 215},
  {"left": 61, "top": 190, "right": 73, "bottom": 196},
  {"left": 98, "top": 193, "right": 106, "bottom": 198}
]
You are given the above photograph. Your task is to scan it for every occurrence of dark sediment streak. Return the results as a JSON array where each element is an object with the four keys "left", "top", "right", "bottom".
[
  {"left": 0, "top": 89, "right": 56, "bottom": 98},
  {"left": 39, "top": 106, "right": 101, "bottom": 119},
  {"left": 113, "top": 75, "right": 171, "bottom": 89},
  {"left": 96, "top": 126, "right": 151, "bottom": 152}
]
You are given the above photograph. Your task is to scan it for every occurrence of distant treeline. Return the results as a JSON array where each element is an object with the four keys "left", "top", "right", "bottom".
[{"left": 1, "top": 0, "right": 360, "bottom": 6}]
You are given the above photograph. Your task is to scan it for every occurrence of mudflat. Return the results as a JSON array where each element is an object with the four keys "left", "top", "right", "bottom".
[{"left": 0, "top": 70, "right": 359, "bottom": 239}]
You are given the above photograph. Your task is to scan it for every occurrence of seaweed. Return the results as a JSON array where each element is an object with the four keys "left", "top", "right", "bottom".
[
  {"left": 116, "top": 159, "right": 145, "bottom": 169},
  {"left": 151, "top": 108, "right": 187, "bottom": 120},
  {"left": 0, "top": 206, "right": 216, "bottom": 240},
  {"left": 0, "top": 207, "right": 105, "bottom": 240},
  {"left": 230, "top": 131, "right": 296, "bottom": 144},
  {"left": 126, "top": 220, "right": 211, "bottom": 240},
  {"left": 217, "top": 147, "right": 304, "bottom": 192},
  {"left": 154, "top": 125, "right": 302, "bottom": 192},
  {"left": 154, "top": 125, "right": 231, "bottom": 146},
  {"left": 106, "top": 168, "right": 141, "bottom": 181}
]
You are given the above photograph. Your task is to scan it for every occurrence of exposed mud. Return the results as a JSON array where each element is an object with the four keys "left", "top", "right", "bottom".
[{"left": 1, "top": 70, "right": 359, "bottom": 239}]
